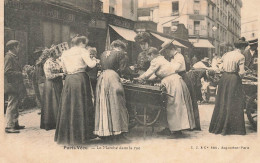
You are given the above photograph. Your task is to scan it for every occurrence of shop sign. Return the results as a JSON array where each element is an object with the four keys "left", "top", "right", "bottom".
[
  {"left": 89, "top": 19, "right": 107, "bottom": 29},
  {"left": 106, "top": 16, "right": 134, "bottom": 29},
  {"left": 112, "top": 18, "right": 132, "bottom": 29},
  {"left": 5, "top": 1, "right": 75, "bottom": 22},
  {"left": 50, "top": 42, "right": 69, "bottom": 57},
  {"left": 189, "top": 15, "right": 205, "bottom": 20}
]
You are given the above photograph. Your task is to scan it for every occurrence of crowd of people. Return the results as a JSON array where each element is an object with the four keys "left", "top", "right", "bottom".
[{"left": 4, "top": 32, "right": 257, "bottom": 145}]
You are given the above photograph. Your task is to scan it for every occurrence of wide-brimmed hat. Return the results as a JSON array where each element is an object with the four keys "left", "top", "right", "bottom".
[
  {"left": 134, "top": 32, "right": 151, "bottom": 44},
  {"left": 159, "top": 40, "right": 175, "bottom": 54},
  {"left": 248, "top": 38, "right": 258, "bottom": 46},
  {"left": 234, "top": 37, "right": 248, "bottom": 48}
]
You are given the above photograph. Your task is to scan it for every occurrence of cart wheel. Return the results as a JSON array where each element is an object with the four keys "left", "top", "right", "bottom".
[
  {"left": 246, "top": 93, "right": 257, "bottom": 131},
  {"left": 135, "top": 109, "right": 162, "bottom": 126}
]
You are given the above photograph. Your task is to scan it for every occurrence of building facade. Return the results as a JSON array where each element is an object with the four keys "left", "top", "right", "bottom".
[
  {"left": 4, "top": 0, "right": 103, "bottom": 66},
  {"left": 101, "top": 0, "right": 138, "bottom": 21},
  {"left": 138, "top": 0, "right": 242, "bottom": 58},
  {"left": 241, "top": 16, "right": 258, "bottom": 41}
]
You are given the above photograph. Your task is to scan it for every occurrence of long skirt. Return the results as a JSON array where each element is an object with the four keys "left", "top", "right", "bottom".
[
  {"left": 161, "top": 74, "right": 196, "bottom": 131},
  {"left": 54, "top": 72, "right": 95, "bottom": 145},
  {"left": 40, "top": 77, "right": 62, "bottom": 130},
  {"left": 94, "top": 70, "right": 129, "bottom": 137},
  {"left": 179, "top": 72, "right": 201, "bottom": 130},
  {"left": 209, "top": 72, "right": 246, "bottom": 135}
]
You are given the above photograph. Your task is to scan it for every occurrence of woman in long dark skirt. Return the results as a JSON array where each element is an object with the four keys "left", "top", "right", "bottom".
[
  {"left": 40, "top": 49, "right": 63, "bottom": 130},
  {"left": 55, "top": 36, "right": 98, "bottom": 145},
  {"left": 209, "top": 37, "right": 248, "bottom": 135}
]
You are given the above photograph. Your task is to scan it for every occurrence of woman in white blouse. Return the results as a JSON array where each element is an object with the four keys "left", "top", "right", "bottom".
[
  {"left": 163, "top": 42, "right": 201, "bottom": 131},
  {"left": 135, "top": 47, "right": 196, "bottom": 137},
  {"left": 55, "top": 36, "right": 99, "bottom": 145}
]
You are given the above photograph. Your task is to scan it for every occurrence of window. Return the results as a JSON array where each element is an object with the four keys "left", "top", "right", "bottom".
[
  {"left": 171, "top": 21, "right": 179, "bottom": 26},
  {"left": 109, "top": 6, "right": 115, "bottom": 14},
  {"left": 163, "top": 27, "right": 171, "bottom": 34},
  {"left": 208, "top": 22, "right": 210, "bottom": 37},
  {"left": 217, "top": 9, "right": 219, "bottom": 19},
  {"left": 194, "top": 21, "right": 200, "bottom": 35},
  {"left": 208, "top": 4, "right": 210, "bottom": 16},
  {"left": 217, "top": 24, "right": 220, "bottom": 40},
  {"left": 194, "top": 10, "right": 200, "bottom": 14},
  {"left": 130, "top": 0, "right": 134, "bottom": 15},
  {"left": 194, "top": 1, "right": 200, "bottom": 15},
  {"left": 172, "top": 1, "right": 179, "bottom": 15},
  {"left": 212, "top": 7, "right": 214, "bottom": 19}
]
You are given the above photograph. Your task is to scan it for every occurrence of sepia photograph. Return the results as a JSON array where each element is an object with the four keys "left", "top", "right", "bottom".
[{"left": 1, "top": 0, "right": 259, "bottom": 162}]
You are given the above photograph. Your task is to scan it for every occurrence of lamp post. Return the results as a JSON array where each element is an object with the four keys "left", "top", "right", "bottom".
[
  {"left": 210, "top": 26, "right": 217, "bottom": 58},
  {"left": 212, "top": 26, "right": 217, "bottom": 54}
]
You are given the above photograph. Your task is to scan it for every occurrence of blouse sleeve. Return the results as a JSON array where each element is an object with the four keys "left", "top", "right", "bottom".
[
  {"left": 171, "top": 53, "right": 184, "bottom": 72},
  {"left": 81, "top": 49, "right": 97, "bottom": 68},
  {"left": 60, "top": 57, "right": 67, "bottom": 74},
  {"left": 238, "top": 55, "right": 245, "bottom": 65},
  {"left": 137, "top": 52, "right": 145, "bottom": 69},
  {"left": 139, "top": 58, "right": 160, "bottom": 79},
  {"left": 44, "top": 60, "right": 61, "bottom": 79},
  {"left": 238, "top": 55, "right": 246, "bottom": 77},
  {"left": 174, "top": 53, "right": 184, "bottom": 65}
]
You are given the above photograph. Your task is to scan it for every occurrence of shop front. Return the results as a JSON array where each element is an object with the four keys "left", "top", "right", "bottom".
[
  {"left": 188, "top": 38, "right": 215, "bottom": 60},
  {"left": 5, "top": 1, "right": 92, "bottom": 65},
  {"left": 103, "top": 14, "right": 138, "bottom": 64}
]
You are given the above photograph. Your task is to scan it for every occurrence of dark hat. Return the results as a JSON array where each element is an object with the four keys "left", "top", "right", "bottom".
[
  {"left": 234, "top": 37, "right": 248, "bottom": 48},
  {"left": 248, "top": 38, "right": 258, "bottom": 46},
  {"left": 159, "top": 40, "right": 175, "bottom": 54},
  {"left": 134, "top": 32, "right": 151, "bottom": 43},
  {"left": 6, "top": 40, "right": 19, "bottom": 48},
  {"left": 111, "top": 39, "right": 127, "bottom": 51},
  {"left": 147, "top": 47, "right": 159, "bottom": 55}
]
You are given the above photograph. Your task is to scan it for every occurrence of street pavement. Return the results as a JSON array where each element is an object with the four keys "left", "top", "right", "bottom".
[{"left": 1, "top": 101, "right": 257, "bottom": 163}]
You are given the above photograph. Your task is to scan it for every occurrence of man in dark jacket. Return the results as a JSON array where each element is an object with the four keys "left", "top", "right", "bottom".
[
  {"left": 32, "top": 48, "right": 46, "bottom": 111},
  {"left": 4, "top": 40, "right": 26, "bottom": 133},
  {"left": 244, "top": 39, "right": 258, "bottom": 72}
]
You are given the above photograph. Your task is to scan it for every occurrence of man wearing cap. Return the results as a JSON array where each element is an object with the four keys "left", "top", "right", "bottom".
[
  {"left": 244, "top": 39, "right": 258, "bottom": 72},
  {"left": 134, "top": 32, "right": 155, "bottom": 75},
  {"left": 4, "top": 40, "right": 26, "bottom": 133}
]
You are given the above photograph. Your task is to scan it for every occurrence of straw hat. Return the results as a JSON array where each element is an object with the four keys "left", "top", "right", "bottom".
[
  {"left": 159, "top": 40, "right": 175, "bottom": 54},
  {"left": 248, "top": 38, "right": 258, "bottom": 46}
]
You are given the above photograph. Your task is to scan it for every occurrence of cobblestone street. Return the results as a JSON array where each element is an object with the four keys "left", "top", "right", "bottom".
[{"left": 1, "top": 102, "right": 257, "bottom": 163}]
